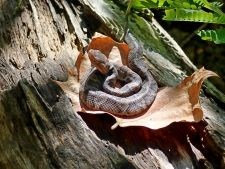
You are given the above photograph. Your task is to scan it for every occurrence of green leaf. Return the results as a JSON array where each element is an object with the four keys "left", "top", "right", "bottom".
[
  {"left": 132, "top": 0, "right": 172, "bottom": 9},
  {"left": 163, "top": 9, "right": 225, "bottom": 24},
  {"left": 197, "top": 28, "right": 225, "bottom": 44},
  {"left": 193, "top": 0, "right": 223, "bottom": 14},
  {"left": 211, "top": 1, "right": 224, "bottom": 8},
  {"left": 158, "top": 0, "right": 166, "bottom": 7},
  {"left": 132, "top": 0, "right": 161, "bottom": 9},
  {"left": 166, "top": 0, "right": 198, "bottom": 9}
]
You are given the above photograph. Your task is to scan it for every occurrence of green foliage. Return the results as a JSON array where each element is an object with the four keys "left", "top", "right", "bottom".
[
  {"left": 131, "top": 0, "right": 158, "bottom": 9},
  {"left": 128, "top": 0, "right": 225, "bottom": 44},
  {"left": 164, "top": 9, "right": 225, "bottom": 24},
  {"left": 197, "top": 28, "right": 225, "bottom": 44}
]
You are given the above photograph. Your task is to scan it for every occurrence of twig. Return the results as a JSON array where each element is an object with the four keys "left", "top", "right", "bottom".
[
  {"left": 180, "top": 23, "right": 208, "bottom": 47},
  {"left": 120, "top": 0, "right": 134, "bottom": 42}
]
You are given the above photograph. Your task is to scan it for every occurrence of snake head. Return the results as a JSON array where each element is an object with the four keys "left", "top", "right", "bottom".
[{"left": 88, "top": 49, "right": 111, "bottom": 74}]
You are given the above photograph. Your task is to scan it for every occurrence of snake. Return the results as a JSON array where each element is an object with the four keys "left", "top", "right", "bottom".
[{"left": 79, "top": 33, "right": 158, "bottom": 116}]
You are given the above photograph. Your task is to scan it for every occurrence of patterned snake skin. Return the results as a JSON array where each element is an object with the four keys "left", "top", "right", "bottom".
[
  {"left": 79, "top": 33, "right": 158, "bottom": 116},
  {"left": 103, "top": 62, "right": 143, "bottom": 97}
]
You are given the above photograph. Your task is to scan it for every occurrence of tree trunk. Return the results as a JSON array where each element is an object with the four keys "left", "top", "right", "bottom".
[{"left": 0, "top": 0, "right": 225, "bottom": 168}]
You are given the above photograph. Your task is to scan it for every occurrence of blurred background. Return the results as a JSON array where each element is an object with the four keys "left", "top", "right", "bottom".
[{"left": 154, "top": 11, "right": 225, "bottom": 94}]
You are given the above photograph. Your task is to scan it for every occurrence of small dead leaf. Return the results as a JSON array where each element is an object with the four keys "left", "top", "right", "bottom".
[
  {"left": 87, "top": 33, "right": 130, "bottom": 65},
  {"left": 87, "top": 36, "right": 115, "bottom": 56}
]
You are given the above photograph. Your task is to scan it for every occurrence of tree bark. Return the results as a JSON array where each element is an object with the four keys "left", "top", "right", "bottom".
[{"left": 0, "top": 0, "right": 225, "bottom": 168}]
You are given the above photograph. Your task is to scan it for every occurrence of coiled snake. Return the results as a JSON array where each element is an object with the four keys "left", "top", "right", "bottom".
[{"left": 79, "top": 33, "right": 158, "bottom": 116}]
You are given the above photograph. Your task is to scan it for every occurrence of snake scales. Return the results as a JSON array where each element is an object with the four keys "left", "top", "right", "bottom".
[{"left": 79, "top": 33, "right": 158, "bottom": 116}]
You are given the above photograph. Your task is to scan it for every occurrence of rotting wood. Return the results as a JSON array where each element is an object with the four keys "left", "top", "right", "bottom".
[{"left": 0, "top": 0, "right": 224, "bottom": 168}]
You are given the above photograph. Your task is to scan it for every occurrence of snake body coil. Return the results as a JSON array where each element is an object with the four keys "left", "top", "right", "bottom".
[{"left": 79, "top": 33, "right": 158, "bottom": 116}]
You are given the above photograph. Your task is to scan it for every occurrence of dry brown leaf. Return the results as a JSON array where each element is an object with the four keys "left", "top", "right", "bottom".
[
  {"left": 57, "top": 33, "right": 219, "bottom": 130},
  {"left": 84, "top": 68, "right": 218, "bottom": 130},
  {"left": 112, "top": 67, "right": 218, "bottom": 129}
]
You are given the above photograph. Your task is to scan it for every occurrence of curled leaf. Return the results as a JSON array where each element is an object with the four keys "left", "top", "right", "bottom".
[
  {"left": 84, "top": 68, "right": 218, "bottom": 130},
  {"left": 87, "top": 33, "right": 130, "bottom": 65},
  {"left": 112, "top": 67, "right": 218, "bottom": 129}
]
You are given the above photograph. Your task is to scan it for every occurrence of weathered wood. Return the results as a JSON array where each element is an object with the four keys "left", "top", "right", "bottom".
[{"left": 0, "top": 0, "right": 224, "bottom": 168}]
